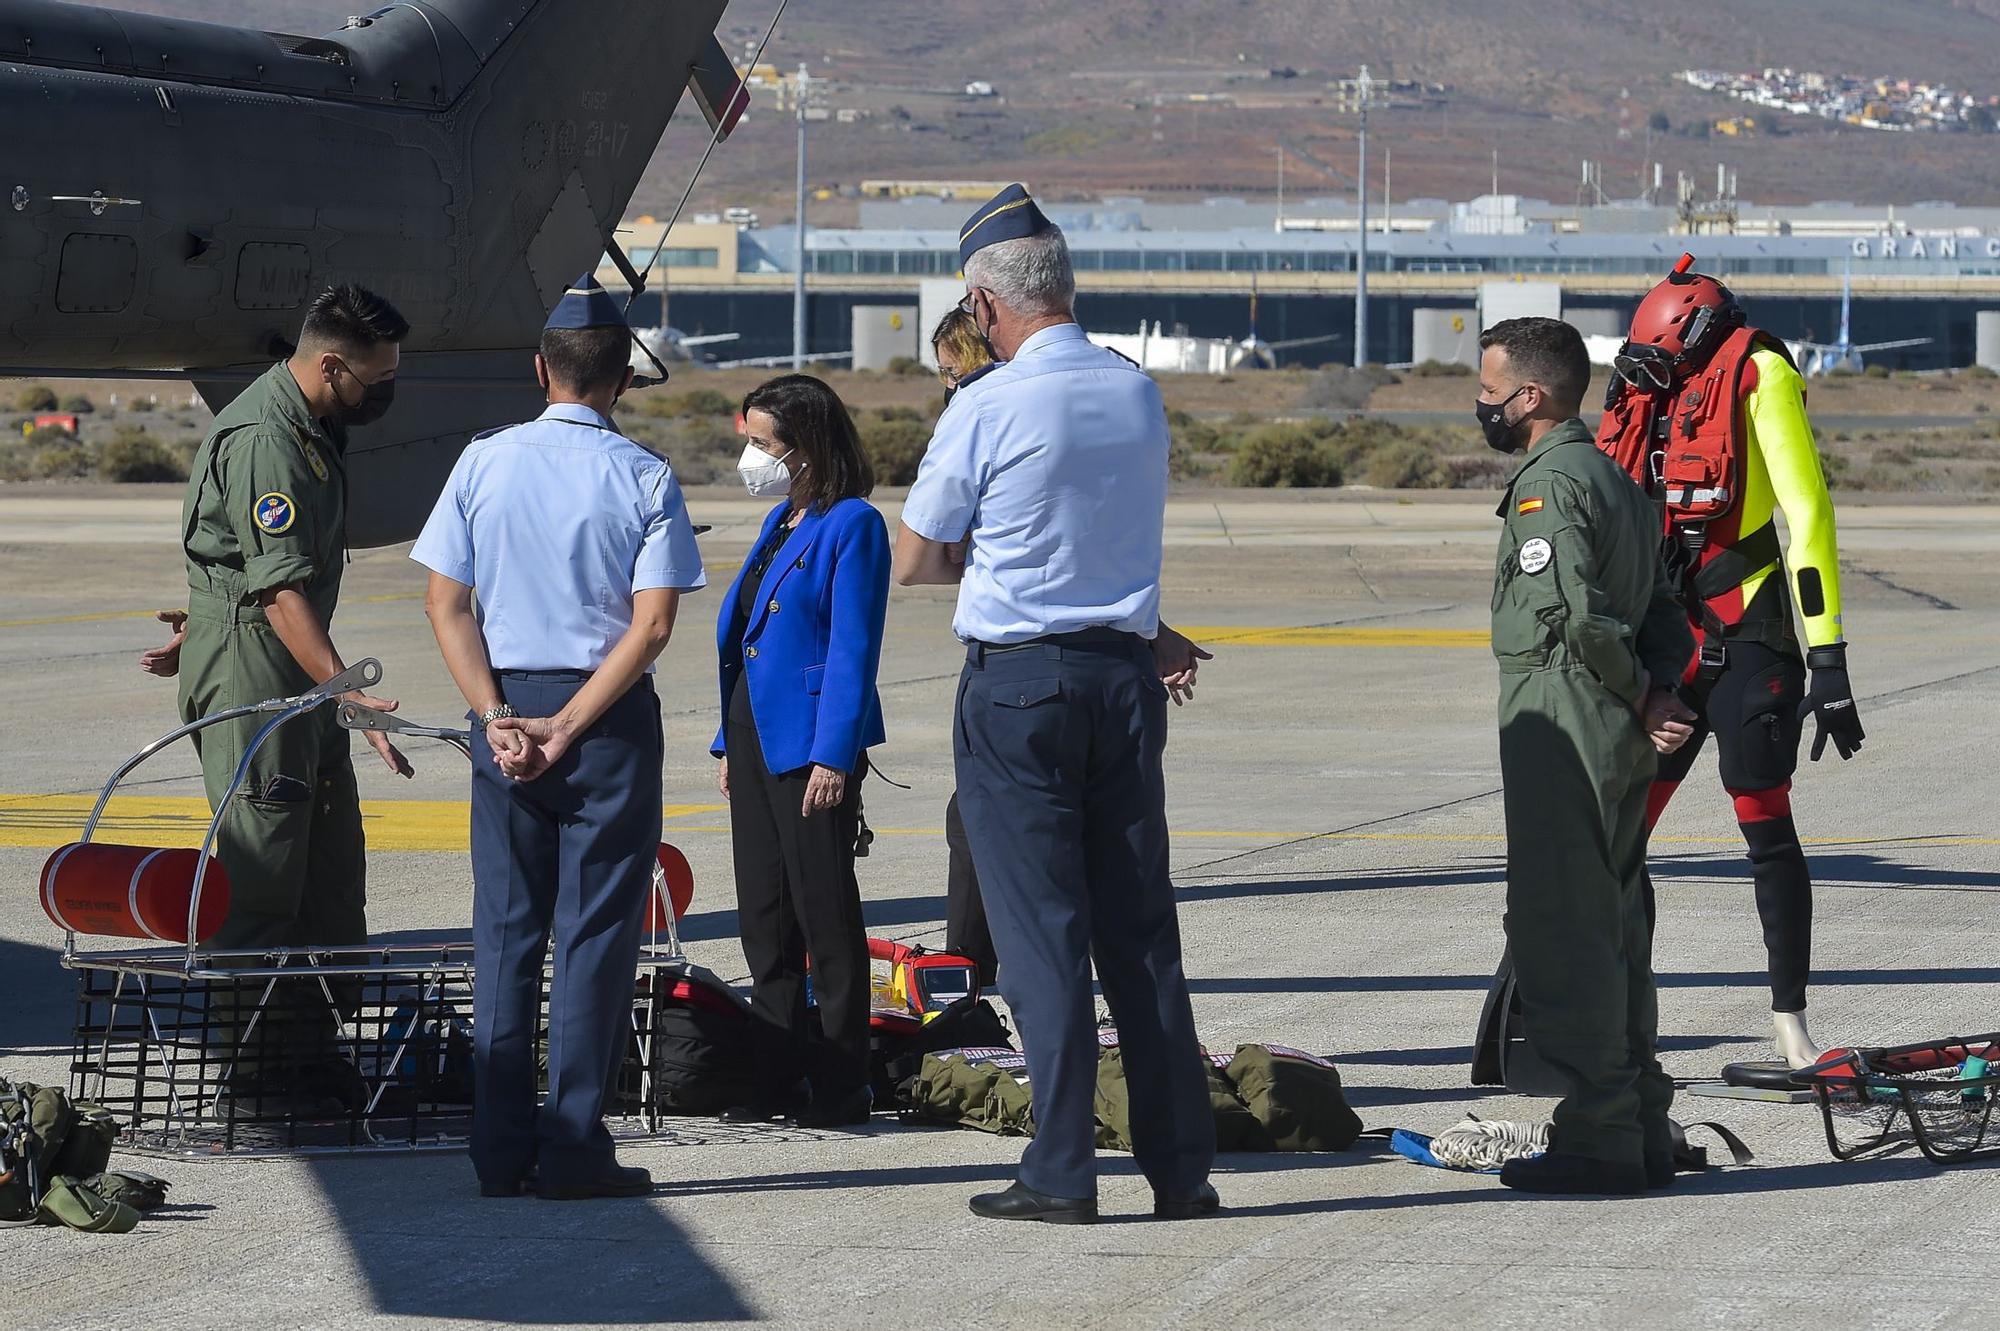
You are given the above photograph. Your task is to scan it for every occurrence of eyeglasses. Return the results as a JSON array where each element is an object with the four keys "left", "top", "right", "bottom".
[
  {"left": 957, "top": 290, "right": 979, "bottom": 316},
  {"left": 937, "top": 366, "right": 964, "bottom": 387}
]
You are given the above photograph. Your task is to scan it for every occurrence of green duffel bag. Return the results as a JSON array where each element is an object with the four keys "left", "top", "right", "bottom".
[
  {"left": 1094, "top": 1049, "right": 1273, "bottom": 1153},
  {"left": 2, "top": 1076, "right": 123, "bottom": 1228},
  {"left": 1225, "top": 1044, "right": 1364, "bottom": 1151},
  {"left": 902, "top": 1051, "right": 1036, "bottom": 1137}
]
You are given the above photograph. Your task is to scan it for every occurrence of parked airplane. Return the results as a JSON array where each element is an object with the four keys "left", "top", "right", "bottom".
[
  {"left": 629, "top": 326, "right": 854, "bottom": 373},
  {"left": 1786, "top": 262, "right": 1932, "bottom": 377},
  {"left": 0, "top": 0, "right": 749, "bottom": 544},
  {"left": 1230, "top": 288, "right": 1341, "bottom": 370}
]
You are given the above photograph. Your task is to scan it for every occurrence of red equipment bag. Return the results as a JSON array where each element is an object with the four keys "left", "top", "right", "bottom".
[{"left": 867, "top": 937, "right": 979, "bottom": 1018}]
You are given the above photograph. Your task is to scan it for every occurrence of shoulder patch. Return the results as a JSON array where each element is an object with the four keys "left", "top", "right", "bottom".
[
  {"left": 1517, "top": 536, "right": 1553, "bottom": 574},
  {"left": 301, "top": 440, "right": 329, "bottom": 482},
  {"left": 1516, "top": 496, "right": 1544, "bottom": 515},
  {"left": 253, "top": 492, "right": 297, "bottom": 535}
]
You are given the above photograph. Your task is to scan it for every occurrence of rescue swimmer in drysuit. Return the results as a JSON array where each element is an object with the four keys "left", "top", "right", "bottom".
[{"left": 1597, "top": 254, "right": 1867, "bottom": 1069}]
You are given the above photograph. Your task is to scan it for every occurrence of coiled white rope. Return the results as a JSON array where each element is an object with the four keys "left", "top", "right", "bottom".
[{"left": 1427, "top": 1116, "right": 1550, "bottom": 1170}]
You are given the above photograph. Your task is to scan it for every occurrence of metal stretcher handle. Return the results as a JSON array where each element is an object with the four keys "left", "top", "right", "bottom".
[
  {"left": 79, "top": 657, "right": 383, "bottom": 845},
  {"left": 336, "top": 702, "right": 473, "bottom": 759},
  {"left": 62, "top": 658, "right": 385, "bottom": 966}
]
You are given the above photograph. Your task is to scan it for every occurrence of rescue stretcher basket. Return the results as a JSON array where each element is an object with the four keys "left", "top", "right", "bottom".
[
  {"left": 51, "top": 661, "right": 717, "bottom": 1157},
  {"left": 1793, "top": 1035, "right": 2000, "bottom": 1165}
]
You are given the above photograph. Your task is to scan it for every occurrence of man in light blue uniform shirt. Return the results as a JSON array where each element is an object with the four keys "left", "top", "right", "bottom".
[
  {"left": 411, "top": 274, "right": 705, "bottom": 1200},
  {"left": 895, "top": 185, "right": 1217, "bottom": 1225}
]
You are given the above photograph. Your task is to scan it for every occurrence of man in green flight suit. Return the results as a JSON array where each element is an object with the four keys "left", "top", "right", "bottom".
[
  {"left": 169, "top": 284, "right": 415, "bottom": 969},
  {"left": 1475, "top": 316, "right": 1698, "bottom": 1195}
]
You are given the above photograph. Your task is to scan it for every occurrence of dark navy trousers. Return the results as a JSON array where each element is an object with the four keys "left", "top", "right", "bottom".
[
  {"left": 469, "top": 671, "right": 662, "bottom": 1188},
  {"left": 953, "top": 632, "right": 1215, "bottom": 1200}
]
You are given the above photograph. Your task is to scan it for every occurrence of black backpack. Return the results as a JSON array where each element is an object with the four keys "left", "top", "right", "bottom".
[
  {"left": 879, "top": 996, "right": 1014, "bottom": 1106},
  {"left": 1470, "top": 945, "right": 1569, "bottom": 1096},
  {"left": 632, "top": 966, "right": 761, "bottom": 1116}
]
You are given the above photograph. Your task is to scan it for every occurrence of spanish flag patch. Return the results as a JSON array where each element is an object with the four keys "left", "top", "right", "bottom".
[{"left": 1517, "top": 497, "right": 1544, "bottom": 515}]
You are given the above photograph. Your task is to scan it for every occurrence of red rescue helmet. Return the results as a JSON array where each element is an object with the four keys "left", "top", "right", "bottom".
[{"left": 1623, "top": 253, "right": 1744, "bottom": 383}]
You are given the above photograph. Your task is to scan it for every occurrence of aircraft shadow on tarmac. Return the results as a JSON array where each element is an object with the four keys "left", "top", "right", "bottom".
[
  {"left": 1653, "top": 849, "right": 2000, "bottom": 894},
  {"left": 0, "top": 935, "right": 74, "bottom": 1059},
  {"left": 1185, "top": 968, "right": 2000, "bottom": 994},
  {"left": 305, "top": 1154, "right": 754, "bottom": 1324}
]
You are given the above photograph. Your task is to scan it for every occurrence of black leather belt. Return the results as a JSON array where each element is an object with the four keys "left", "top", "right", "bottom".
[{"left": 965, "top": 628, "right": 1143, "bottom": 665}]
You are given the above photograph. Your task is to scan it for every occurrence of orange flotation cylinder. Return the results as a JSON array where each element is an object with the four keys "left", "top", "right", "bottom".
[
  {"left": 643, "top": 842, "right": 694, "bottom": 933},
  {"left": 40, "top": 843, "right": 231, "bottom": 943}
]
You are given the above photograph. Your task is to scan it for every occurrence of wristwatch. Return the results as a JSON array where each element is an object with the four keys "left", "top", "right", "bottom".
[{"left": 477, "top": 704, "right": 518, "bottom": 727}]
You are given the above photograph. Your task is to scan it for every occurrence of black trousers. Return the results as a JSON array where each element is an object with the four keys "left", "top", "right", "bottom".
[
  {"left": 954, "top": 632, "right": 1214, "bottom": 1201},
  {"left": 943, "top": 793, "right": 998, "bottom": 987},
  {"left": 1653, "top": 636, "right": 1813, "bottom": 1012},
  {"left": 725, "top": 708, "right": 871, "bottom": 1100}
]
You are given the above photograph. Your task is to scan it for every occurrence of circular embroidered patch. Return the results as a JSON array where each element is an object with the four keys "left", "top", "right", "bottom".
[
  {"left": 1518, "top": 536, "right": 1553, "bottom": 574},
  {"left": 254, "top": 492, "right": 297, "bottom": 534}
]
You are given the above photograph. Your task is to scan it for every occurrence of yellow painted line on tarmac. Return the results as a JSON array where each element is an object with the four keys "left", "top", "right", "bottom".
[
  {"left": 0, "top": 795, "right": 722, "bottom": 851},
  {"left": 2, "top": 794, "right": 1993, "bottom": 854},
  {"left": 0, "top": 592, "right": 421, "bottom": 632},
  {"left": 0, "top": 607, "right": 164, "bottom": 630},
  {"left": 1177, "top": 625, "right": 1490, "bottom": 648}
]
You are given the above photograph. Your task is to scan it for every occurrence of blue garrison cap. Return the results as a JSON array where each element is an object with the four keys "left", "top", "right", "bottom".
[
  {"left": 958, "top": 183, "right": 1053, "bottom": 270},
  {"left": 545, "top": 273, "right": 628, "bottom": 330}
]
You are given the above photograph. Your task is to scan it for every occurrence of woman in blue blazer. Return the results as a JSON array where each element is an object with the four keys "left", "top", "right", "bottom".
[{"left": 713, "top": 375, "right": 889, "bottom": 1128}]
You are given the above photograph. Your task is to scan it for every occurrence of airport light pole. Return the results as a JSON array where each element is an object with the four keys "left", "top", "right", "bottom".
[
  {"left": 1353, "top": 64, "right": 1373, "bottom": 370},
  {"left": 791, "top": 62, "right": 810, "bottom": 370}
]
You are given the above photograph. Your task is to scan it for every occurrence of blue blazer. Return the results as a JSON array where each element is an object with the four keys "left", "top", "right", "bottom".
[{"left": 711, "top": 497, "right": 890, "bottom": 775}]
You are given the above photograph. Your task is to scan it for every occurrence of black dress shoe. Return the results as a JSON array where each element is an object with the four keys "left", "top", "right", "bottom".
[
  {"left": 1644, "top": 1157, "right": 1676, "bottom": 1191},
  {"left": 479, "top": 1169, "right": 537, "bottom": 1199},
  {"left": 788, "top": 1086, "right": 873, "bottom": 1129},
  {"left": 1153, "top": 1181, "right": 1221, "bottom": 1219},
  {"left": 537, "top": 1164, "right": 653, "bottom": 1200},
  {"left": 720, "top": 1101, "right": 792, "bottom": 1124},
  {"left": 721, "top": 1078, "right": 811, "bottom": 1123},
  {"left": 969, "top": 1181, "right": 1098, "bottom": 1224},
  {"left": 1499, "top": 1152, "right": 1648, "bottom": 1196}
]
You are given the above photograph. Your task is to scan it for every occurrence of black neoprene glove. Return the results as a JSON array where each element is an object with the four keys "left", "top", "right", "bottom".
[{"left": 1800, "top": 643, "right": 1865, "bottom": 761}]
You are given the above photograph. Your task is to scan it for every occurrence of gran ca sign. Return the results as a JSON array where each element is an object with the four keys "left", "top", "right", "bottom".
[{"left": 1849, "top": 235, "right": 2000, "bottom": 259}]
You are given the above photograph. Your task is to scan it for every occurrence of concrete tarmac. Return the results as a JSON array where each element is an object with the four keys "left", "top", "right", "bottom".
[{"left": 3, "top": 484, "right": 1998, "bottom": 1330}]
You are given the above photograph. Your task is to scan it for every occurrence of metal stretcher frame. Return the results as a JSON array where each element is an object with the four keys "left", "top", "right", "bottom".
[
  {"left": 60, "top": 661, "right": 698, "bottom": 1156},
  {"left": 1796, "top": 1035, "right": 2000, "bottom": 1165}
]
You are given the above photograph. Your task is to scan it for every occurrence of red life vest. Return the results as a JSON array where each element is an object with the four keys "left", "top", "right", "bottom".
[
  {"left": 1596, "top": 326, "right": 1798, "bottom": 647},
  {"left": 1596, "top": 325, "right": 1797, "bottom": 528}
]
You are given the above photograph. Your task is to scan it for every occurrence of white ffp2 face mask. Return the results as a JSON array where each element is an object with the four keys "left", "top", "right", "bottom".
[{"left": 737, "top": 442, "right": 794, "bottom": 497}]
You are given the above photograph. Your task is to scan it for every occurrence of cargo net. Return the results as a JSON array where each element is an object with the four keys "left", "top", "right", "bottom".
[
  {"left": 67, "top": 946, "right": 741, "bottom": 1158},
  {"left": 1796, "top": 1035, "right": 2000, "bottom": 1165}
]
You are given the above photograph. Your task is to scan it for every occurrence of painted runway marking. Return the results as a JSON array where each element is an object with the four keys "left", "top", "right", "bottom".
[
  {"left": 0, "top": 795, "right": 722, "bottom": 851},
  {"left": 0, "top": 592, "right": 423, "bottom": 632},
  {"left": 2, "top": 794, "right": 1995, "bottom": 853},
  {"left": 1177, "top": 625, "right": 1489, "bottom": 647}
]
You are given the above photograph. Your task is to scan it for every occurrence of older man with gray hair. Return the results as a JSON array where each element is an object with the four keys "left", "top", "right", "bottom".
[{"left": 894, "top": 184, "right": 1217, "bottom": 1225}]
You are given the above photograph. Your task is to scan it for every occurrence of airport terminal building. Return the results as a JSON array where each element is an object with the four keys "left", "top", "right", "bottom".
[{"left": 607, "top": 194, "right": 2000, "bottom": 370}]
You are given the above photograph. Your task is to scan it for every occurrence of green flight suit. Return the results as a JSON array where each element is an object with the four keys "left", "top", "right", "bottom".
[
  {"left": 178, "top": 362, "right": 366, "bottom": 955},
  {"left": 1490, "top": 418, "right": 1694, "bottom": 1167}
]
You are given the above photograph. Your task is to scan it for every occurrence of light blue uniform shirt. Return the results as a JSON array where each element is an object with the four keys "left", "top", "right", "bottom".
[
  {"left": 902, "top": 323, "right": 1167, "bottom": 644},
  {"left": 410, "top": 403, "right": 707, "bottom": 671}
]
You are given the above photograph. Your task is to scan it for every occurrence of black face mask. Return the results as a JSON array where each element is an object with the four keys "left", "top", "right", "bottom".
[
  {"left": 332, "top": 361, "right": 398, "bottom": 428},
  {"left": 1475, "top": 386, "right": 1529, "bottom": 454}
]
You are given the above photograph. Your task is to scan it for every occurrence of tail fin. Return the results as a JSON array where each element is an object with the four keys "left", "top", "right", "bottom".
[
  {"left": 407, "top": 0, "right": 733, "bottom": 333},
  {"left": 1838, "top": 257, "right": 1853, "bottom": 350}
]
